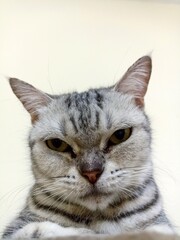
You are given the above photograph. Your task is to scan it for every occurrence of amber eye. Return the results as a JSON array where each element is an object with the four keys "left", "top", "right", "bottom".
[
  {"left": 45, "top": 138, "right": 71, "bottom": 152},
  {"left": 108, "top": 128, "right": 132, "bottom": 146}
]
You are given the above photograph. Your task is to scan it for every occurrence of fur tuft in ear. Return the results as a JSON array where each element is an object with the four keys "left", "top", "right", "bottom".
[
  {"left": 9, "top": 78, "right": 52, "bottom": 123},
  {"left": 114, "top": 56, "right": 152, "bottom": 107}
]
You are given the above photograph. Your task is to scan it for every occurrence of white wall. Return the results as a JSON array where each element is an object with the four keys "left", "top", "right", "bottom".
[{"left": 0, "top": 0, "right": 180, "bottom": 235}]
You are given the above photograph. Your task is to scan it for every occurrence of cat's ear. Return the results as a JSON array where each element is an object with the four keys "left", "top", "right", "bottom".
[
  {"left": 9, "top": 78, "right": 52, "bottom": 123},
  {"left": 114, "top": 56, "right": 152, "bottom": 107}
]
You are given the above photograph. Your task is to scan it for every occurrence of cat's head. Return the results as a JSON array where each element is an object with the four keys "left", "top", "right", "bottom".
[{"left": 9, "top": 56, "right": 152, "bottom": 211}]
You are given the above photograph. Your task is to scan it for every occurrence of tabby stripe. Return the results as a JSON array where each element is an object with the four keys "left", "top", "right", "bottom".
[
  {"left": 59, "top": 118, "right": 67, "bottom": 136},
  {"left": 95, "top": 111, "right": 100, "bottom": 128},
  {"left": 87, "top": 108, "right": 92, "bottom": 124},
  {"left": 2, "top": 225, "right": 24, "bottom": 238},
  {"left": 78, "top": 113, "right": 88, "bottom": 130},
  {"left": 138, "top": 210, "right": 165, "bottom": 229},
  {"left": 105, "top": 113, "right": 112, "bottom": 129},
  {"left": 34, "top": 185, "right": 83, "bottom": 209},
  {"left": 109, "top": 176, "right": 153, "bottom": 208},
  {"left": 127, "top": 177, "right": 153, "bottom": 199},
  {"left": 112, "top": 190, "right": 159, "bottom": 222},
  {"left": 31, "top": 196, "right": 92, "bottom": 225},
  {"left": 2, "top": 210, "right": 39, "bottom": 238},
  {"left": 94, "top": 90, "right": 103, "bottom": 109},
  {"left": 85, "top": 92, "right": 90, "bottom": 105},
  {"left": 2, "top": 227, "right": 21, "bottom": 238},
  {"left": 65, "top": 95, "right": 72, "bottom": 108},
  {"left": 69, "top": 115, "right": 78, "bottom": 133},
  {"left": 18, "top": 215, "right": 28, "bottom": 223},
  {"left": 74, "top": 94, "right": 80, "bottom": 109},
  {"left": 29, "top": 140, "right": 35, "bottom": 149}
]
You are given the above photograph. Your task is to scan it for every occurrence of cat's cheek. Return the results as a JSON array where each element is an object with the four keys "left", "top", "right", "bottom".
[
  {"left": 32, "top": 144, "right": 72, "bottom": 178},
  {"left": 11, "top": 221, "right": 95, "bottom": 238}
]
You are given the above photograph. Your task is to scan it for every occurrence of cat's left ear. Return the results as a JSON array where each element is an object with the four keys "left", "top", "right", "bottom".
[
  {"left": 9, "top": 78, "right": 52, "bottom": 123},
  {"left": 114, "top": 56, "right": 152, "bottom": 107}
]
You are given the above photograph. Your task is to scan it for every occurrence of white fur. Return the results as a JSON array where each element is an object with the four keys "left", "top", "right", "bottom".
[{"left": 12, "top": 222, "right": 95, "bottom": 239}]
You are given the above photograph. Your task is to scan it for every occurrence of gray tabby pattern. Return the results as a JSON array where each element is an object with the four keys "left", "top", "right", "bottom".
[{"left": 3, "top": 56, "right": 173, "bottom": 239}]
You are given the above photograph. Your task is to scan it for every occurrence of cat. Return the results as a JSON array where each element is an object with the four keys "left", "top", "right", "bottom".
[{"left": 2, "top": 56, "right": 173, "bottom": 239}]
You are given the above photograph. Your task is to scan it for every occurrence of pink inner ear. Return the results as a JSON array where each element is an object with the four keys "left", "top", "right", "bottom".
[
  {"left": 31, "top": 114, "right": 39, "bottom": 124},
  {"left": 114, "top": 56, "right": 152, "bottom": 107},
  {"left": 135, "top": 98, "right": 144, "bottom": 107},
  {"left": 9, "top": 78, "right": 52, "bottom": 123}
]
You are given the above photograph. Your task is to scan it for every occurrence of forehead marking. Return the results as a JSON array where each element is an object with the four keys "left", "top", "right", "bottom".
[
  {"left": 94, "top": 90, "right": 104, "bottom": 110},
  {"left": 69, "top": 115, "right": 78, "bottom": 134},
  {"left": 63, "top": 90, "right": 106, "bottom": 133}
]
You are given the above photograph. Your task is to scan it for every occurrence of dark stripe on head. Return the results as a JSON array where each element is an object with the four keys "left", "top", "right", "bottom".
[
  {"left": 59, "top": 118, "right": 67, "bottom": 136},
  {"left": 95, "top": 111, "right": 100, "bottom": 129},
  {"left": 65, "top": 95, "right": 72, "bottom": 108},
  {"left": 74, "top": 94, "right": 81, "bottom": 109},
  {"left": 69, "top": 115, "right": 78, "bottom": 133},
  {"left": 78, "top": 114, "right": 87, "bottom": 130},
  {"left": 87, "top": 108, "right": 92, "bottom": 121},
  {"left": 94, "top": 90, "right": 103, "bottom": 109},
  {"left": 106, "top": 112, "right": 112, "bottom": 129},
  {"left": 85, "top": 92, "right": 90, "bottom": 105}
]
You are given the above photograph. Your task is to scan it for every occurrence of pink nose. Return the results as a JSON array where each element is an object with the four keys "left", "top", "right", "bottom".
[{"left": 82, "top": 170, "right": 102, "bottom": 184}]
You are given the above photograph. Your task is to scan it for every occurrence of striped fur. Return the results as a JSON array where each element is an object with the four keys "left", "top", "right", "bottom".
[{"left": 3, "top": 56, "right": 173, "bottom": 238}]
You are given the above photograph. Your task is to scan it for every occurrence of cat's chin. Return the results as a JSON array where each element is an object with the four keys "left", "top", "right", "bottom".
[
  {"left": 83, "top": 187, "right": 110, "bottom": 198},
  {"left": 77, "top": 188, "right": 115, "bottom": 211}
]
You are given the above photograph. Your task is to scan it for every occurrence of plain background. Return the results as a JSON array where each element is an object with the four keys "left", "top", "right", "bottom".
[{"left": 0, "top": 0, "right": 180, "bottom": 235}]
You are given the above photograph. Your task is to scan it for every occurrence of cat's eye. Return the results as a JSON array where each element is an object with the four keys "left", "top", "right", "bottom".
[
  {"left": 45, "top": 138, "right": 71, "bottom": 153},
  {"left": 108, "top": 128, "right": 132, "bottom": 146}
]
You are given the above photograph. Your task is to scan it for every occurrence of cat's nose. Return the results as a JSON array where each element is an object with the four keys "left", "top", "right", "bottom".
[{"left": 81, "top": 169, "right": 103, "bottom": 184}]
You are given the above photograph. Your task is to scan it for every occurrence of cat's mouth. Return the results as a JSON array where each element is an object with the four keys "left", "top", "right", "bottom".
[{"left": 81, "top": 186, "right": 110, "bottom": 199}]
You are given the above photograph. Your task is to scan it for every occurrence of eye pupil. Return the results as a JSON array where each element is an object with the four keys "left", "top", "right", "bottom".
[
  {"left": 51, "top": 138, "right": 62, "bottom": 148},
  {"left": 114, "top": 129, "right": 125, "bottom": 140}
]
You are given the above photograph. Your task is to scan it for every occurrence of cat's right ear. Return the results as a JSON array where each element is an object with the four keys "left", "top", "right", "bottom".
[
  {"left": 114, "top": 56, "right": 152, "bottom": 107},
  {"left": 9, "top": 78, "right": 52, "bottom": 123}
]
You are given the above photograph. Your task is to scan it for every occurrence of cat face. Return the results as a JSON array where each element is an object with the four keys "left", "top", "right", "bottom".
[{"left": 9, "top": 56, "right": 152, "bottom": 211}]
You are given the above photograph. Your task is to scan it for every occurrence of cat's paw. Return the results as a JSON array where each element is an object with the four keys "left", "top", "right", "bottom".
[{"left": 11, "top": 221, "right": 95, "bottom": 239}]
